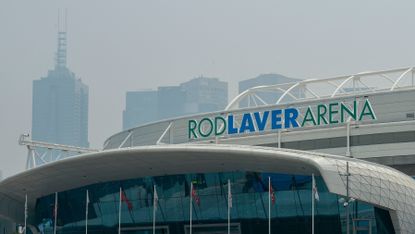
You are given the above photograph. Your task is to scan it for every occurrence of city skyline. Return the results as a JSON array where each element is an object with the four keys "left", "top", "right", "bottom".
[
  {"left": 1, "top": 0, "right": 415, "bottom": 177},
  {"left": 124, "top": 76, "right": 228, "bottom": 130}
]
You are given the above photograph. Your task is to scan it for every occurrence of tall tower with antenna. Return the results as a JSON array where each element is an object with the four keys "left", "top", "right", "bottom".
[{"left": 31, "top": 10, "right": 89, "bottom": 163}]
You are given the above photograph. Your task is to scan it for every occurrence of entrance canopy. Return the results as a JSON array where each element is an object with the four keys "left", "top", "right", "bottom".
[{"left": 0, "top": 144, "right": 414, "bottom": 232}]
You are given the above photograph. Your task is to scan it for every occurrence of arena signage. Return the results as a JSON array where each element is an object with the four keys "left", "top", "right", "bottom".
[{"left": 188, "top": 99, "right": 376, "bottom": 139}]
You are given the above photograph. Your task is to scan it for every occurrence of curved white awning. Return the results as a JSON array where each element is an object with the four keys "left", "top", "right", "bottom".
[{"left": 1, "top": 144, "right": 414, "bottom": 232}]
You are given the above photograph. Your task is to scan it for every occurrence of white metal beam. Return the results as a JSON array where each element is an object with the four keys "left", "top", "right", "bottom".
[
  {"left": 276, "top": 83, "right": 300, "bottom": 104},
  {"left": 391, "top": 67, "right": 413, "bottom": 91},
  {"left": 253, "top": 94, "right": 267, "bottom": 106},
  {"left": 118, "top": 131, "right": 133, "bottom": 148},
  {"left": 331, "top": 76, "right": 355, "bottom": 97},
  {"left": 156, "top": 122, "right": 173, "bottom": 145},
  {"left": 19, "top": 134, "right": 98, "bottom": 153},
  {"left": 379, "top": 74, "right": 395, "bottom": 84},
  {"left": 225, "top": 66, "right": 415, "bottom": 111},
  {"left": 19, "top": 134, "right": 99, "bottom": 169},
  {"left": 251, "top": 94, "right": 258, "bottom": 107},
  {"left": 303, "top": 86, "right": 320, "bottom": 99}
]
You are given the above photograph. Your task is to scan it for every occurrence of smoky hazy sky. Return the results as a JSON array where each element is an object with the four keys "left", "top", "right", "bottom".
[{"left": 1, "top": 0, "right": 414, "bottom": 177}]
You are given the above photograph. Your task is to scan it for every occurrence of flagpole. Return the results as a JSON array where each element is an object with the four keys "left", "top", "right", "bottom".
[
  {"left": 227, "top": 180, "right": 231, "bottom": 234},
  {"left": 312, "top": 174, "right": 315, "bottom": 234},
  {"left": 268, "top": 176, "right": 271, "bottom": 234},
  {"left": 54, "top": 192, "right": 58, "bottom": 234},
  {"left": 190, "top": 182, "right": 193, "bottom": 234},
  {"left": 153, "top": 185, "right": 156, "bottom": 234},
  {"left": 86, "top": 190, "right": 89, "bottom": 234},
  {"left": 118, "top": 187, "right": 122, "bottom": 234},
  {"left": 24, "top": 194, "right": 27, "bottom": 234}
]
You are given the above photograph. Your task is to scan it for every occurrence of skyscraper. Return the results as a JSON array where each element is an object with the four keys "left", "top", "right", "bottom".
[
  {"left": 32, "top": 28, "right": 89, "bottom": 147},
  {"left": 123, "top": 90, "right": 158, "bottom": 130},
  {"left": 180, "top": 76, "right": 228, "bottom": 114},
  {"left": 157, "top": 86, "right": 186, "bottom": 120}
]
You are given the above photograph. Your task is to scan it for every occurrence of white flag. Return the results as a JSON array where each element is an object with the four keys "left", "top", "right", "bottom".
[
  {"left": 228, "top": 180, "right": 232, "bottom": 208},
  {"left": 312, "top": 174, "right": 319, "bottom": 201}
]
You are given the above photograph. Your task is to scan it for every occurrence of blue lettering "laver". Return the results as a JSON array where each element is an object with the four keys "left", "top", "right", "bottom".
[{"left": 227, "top": 108, "right": 299, "bottom": 134}]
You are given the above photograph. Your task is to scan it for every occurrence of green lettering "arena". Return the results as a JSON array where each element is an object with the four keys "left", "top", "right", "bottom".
[{"left": 300, "top": 100, "right": 376, "bottom": 127}]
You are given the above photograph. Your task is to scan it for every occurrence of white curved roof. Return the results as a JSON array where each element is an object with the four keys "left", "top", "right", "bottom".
[
  {"left": 226, "top": 66, "right": 415, "bottom": 110},
  {"left": 1, "top": 145, "right": 414, "bottom": 233}
]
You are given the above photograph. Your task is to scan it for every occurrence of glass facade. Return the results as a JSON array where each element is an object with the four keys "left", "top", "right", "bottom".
[
  {"left": 35, "top": 172, "right": 394, "bottom": 234},
  {"left": 0, "top": 217, "right": 14, "bottom": 234}
]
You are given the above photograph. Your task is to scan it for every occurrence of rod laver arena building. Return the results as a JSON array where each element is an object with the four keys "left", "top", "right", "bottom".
[{"left": 1, "top": 67, "right": 415, "bottom": 233}]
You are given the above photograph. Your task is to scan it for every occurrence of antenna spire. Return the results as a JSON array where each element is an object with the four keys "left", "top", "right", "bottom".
[{"left": 56, "top": 8, "right": 67, "bottom": 68}]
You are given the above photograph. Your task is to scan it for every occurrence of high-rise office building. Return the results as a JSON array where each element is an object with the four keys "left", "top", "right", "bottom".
[
  {"left": 123, "top": 90, "right": 158, "bottom": 130},
  {"left": 238, "top": 74, "right": 301, "bottom": 107},
  {"left": 180, "top": 76, "right": 228, "bottom": 114},
  {"left": 32, "top": 29, "right": 89, "bottom": 147},
  {"left": 122, "top": 77, "right": 228, "bottom": 130},
  {"left": 157, "top": 86, "right": 186, "bottom": 120}
]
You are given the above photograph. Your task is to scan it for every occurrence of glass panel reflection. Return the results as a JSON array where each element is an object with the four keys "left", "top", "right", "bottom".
[{"left": 35, "top": 171, "right": 394, "bottom": 234}]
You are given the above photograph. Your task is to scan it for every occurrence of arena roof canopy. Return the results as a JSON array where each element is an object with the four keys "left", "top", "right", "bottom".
[{"left": 1, "top": 145, "right": 415, "bottom": 233}]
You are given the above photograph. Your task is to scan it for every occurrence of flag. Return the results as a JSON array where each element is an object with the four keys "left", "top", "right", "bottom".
[
  {"left": 312, "top": 174, "right": 319, "bottom": 201},
  {"left": 121, "top": 189, "right": 133, "bottom": 211},
  {"left": 269, "top": 183, "right": 276, "bottom": 205},
  {"left": 191, "top": 184, "right": 200, "bottom": 206},
  {"left": 228, "top": 180, "right": 232, "bottom": 208}
]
